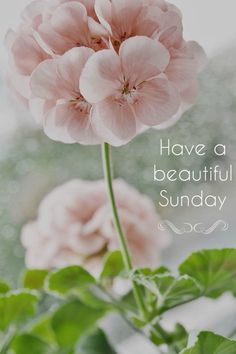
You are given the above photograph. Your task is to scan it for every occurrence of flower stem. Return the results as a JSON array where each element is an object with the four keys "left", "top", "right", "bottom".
[{"left": 101, "top": 143, "right": 147, "bottom": 319}]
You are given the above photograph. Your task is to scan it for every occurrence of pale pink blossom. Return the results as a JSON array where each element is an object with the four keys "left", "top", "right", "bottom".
[
  {"left": 36, "top": 0, "right": 108, "bottom": 55},
  {"left": 6, "top": 0, "right": 206, "bottom": 145},
  {"left": 94, "top": 0, "right": 206, "bottom": 131},
  {"left": 5, "top": 0, "right": 105, "bottom": 103},
  {"left": 80, "top": 36, "right": 181, "bottom": 145},
  {"left": 21, "top": 179, "right": 169, "bottom": 274},
  {"left": 30, "top": 47, "right": 99, "bottom": 144},
  {"left": 5, "top": 0, "right": 50, "bottom": 102}
]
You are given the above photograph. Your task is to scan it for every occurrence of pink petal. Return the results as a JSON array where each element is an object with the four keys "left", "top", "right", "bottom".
[
  {"left": 133, "top": 78, "right": 180, "bottom": 125},
  {"left": 44, "top": 103, "right": 99, "bottom": 145},
  {"left": 30, "top": 59, "right": 63, "bottom": 100},
  {"left": 11, "top": 34, "right": 47, "bottom": 75},
  {"left": 95, "top": 0, "right": 113, "bottom": 34},
  {"left": 79, "top": 0, "right": 97, "bottom": 19},
  {"left": 43, "top": 104, "right": 76, "bottom": 143},
  {"left": 134, "top": 4, "right": 163, "bottom": 37},
  {"left": 51, "top": 2, "right": 90, "bottom": 46},
  {"left": 67, "top": 107, "right": 101, "bottom": 145},
  {"left": 111, "top": 0, "right": 143, "bottom": 39},
  {"left": 88, "top": 16, "right": 109, "bottom": 38},
  {"left": 38, "top": 22, "right": 74, "bottom": 55},
  {"left": 91, "top": 97, "right": 137, "bottom": 145},
  {"left": 29, "top": 98, "right": 55, "bottom": 124},
  {"left": 145, "top": 0, "right": 167, "bottom": 11},
  {"left": 158, "top": 10, "right": 183, "bottom": 49},
  {"left": 120, "top": 36, "right": 170, "bottom": 86},
  {"left": 21, "top": 0, "right": 45, "bottom": 28},
  {"left": 80, "top": 49, "right": 122, "bottom": 103},
  {"left": 165, "top": 56, "right": 197, "bottom": 91},
  {"left": 187, "top": 41, "right": 207, "bottom": 73},
  {"left": 57, "top": 47, "right": 94, "bottom": 95}
]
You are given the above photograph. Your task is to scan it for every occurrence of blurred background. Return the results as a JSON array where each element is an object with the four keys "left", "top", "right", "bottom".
[{"left": 0, "top": 1, "right": 236, "bottom": 353}]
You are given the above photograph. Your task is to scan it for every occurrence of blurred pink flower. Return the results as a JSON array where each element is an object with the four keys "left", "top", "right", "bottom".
[
  {"left": 30, "top": 47, "right": 100, "bottom": 144},
  {"left": 80, "top": 36, "right": 180, "bottom": 145},
  {"left": 21, "top": 179, "right": 169, "bottom": 275}
]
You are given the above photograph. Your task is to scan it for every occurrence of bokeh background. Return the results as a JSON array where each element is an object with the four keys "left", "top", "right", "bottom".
[{"left": 0, "top": 1, "right": 236, "bottom": 353}]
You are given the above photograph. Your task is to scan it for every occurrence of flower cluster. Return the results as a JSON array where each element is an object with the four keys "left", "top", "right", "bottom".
[
  {"left": 21, "top": 179, "right": 169, "bottom": 274},
  {"left": 6, "top": 0, "right": 206, "bottom": 146}
]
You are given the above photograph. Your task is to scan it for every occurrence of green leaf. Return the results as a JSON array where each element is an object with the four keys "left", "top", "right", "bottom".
[
  {"left": 46, "top": 266, "right": 107, "bottom": 309},
  {"left": 0, "top": 280, "right": 10, "bottom": 294},
  {"left": 11, "top": 334, "right": 54, "bottom": 354},
  {"left": 100, "top": 251, "right": 124, "bottom": 283},
  {"left": 46, "top": 266, "right": 95, "bottom": 297},
  {"left": 22, "top": 269, "right": 49, "bottom": 290},
  {"left": 131, "top": 270, "right": 201, "bottom": 313},
  {"left": 30, "top": 314, "right": 56, "bottom": 345},
  {"left": 51, "top": 300, "right": 105, "bottom": 349},
  {"left": 0, "top": 290, "right": 39, "bottom": 331},
  {"left": 76, "top": 328, "right": 117, "bottom": 354},
  {"left": 150, "top": 323, "right": 188, "bottom": 349},
  {"left": 181, "top": 332, "right": 236, "bottom": 353},
  {"left": 179, "top": 249, "right": 236, "bottom": 298}
]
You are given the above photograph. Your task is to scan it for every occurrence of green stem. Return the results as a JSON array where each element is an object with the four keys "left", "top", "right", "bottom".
[
  {"left": 151, "top": 324, "right": 179, "bottom": 354},
  {"left": 101, "top": 143, "right": 147, "bottom": 319},
  {"left": 0, "top": 328, "right": 16, "bottom": 354}
]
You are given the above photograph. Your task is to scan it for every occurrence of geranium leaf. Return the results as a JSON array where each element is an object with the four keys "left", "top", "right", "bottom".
[
  {"left": 45, "top": 266, "right": 107, "bottom": 309},
  {"left": 131, "top": 270, "right": 201, "bottom": 314},
  {"left": 179, "top": 249, "right": 236, "bottom": 298},
  {"left": 22, "top": 269, "right": 49, "bottom": 290},
  {"left": 0, "top": 280, "right": 10, "bottom": 294},
  {"left": 180, "top": 332, "right": 236, "bottom": 353},
  {"left": 51, "top": 300, "right": 106, "bottom": 349},
  {"left": 11, "top": 334, "right": 54, "bottom": 354},
  {"left": 76, "top": 328, "right": 117, "bottom": 354},
  {"left": 100, "top": 250, "right": 124, "bottom": 283},
  {"left": 0, "top": 290, "right": 39, "bottom": 331},
  {"left": 46, "top": 266, "right": 95, "bottom": 297}
]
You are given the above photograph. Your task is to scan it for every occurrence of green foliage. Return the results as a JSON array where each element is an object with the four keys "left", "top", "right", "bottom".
[
  {"left": 131, "top": 271, "right": 201, "bottom": 314},
  {"left": 30, "top": 314, "right": 57, "bottom": 345},
  {"left": 0, "top": 249, "right": 236, "bottom": 353},
  {"left": 0, "top": 280, "right": 10, "bottom": 294},
  {"left": 150, "top": 323, "right": 188, "bottom": 350},
  {"left": 180, "top": 332, "right": 236, "bottom": 354},
  {"left": 11, "top": 334, "right": 54, "bottom": 354},
  {"left": 51, "top": 300, "right": 105, "bottom": 349},
  {"left": 0, "top": 290, "right": 39, "bottom": 331},
  {"left": 46, "top": 266, "right": 108, "bottom": 309},
  {"left": 100, "top": 250, "right": 124, "bottom": 284},
  {"left": 22, "top": 269, "right": 49, "bottom": 290},
  {"left": 179, "top": 249, "right": 236, "bottom": 298},
  {"left": 46, "top": 266, "right": 95, "bottom": 297},
  {"left": 76, "top": 328, "right": 117, "bottom": 354}
]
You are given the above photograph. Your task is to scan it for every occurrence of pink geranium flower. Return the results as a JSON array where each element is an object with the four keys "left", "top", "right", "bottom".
[
  {"left": 30, "top": 47, "right": 99, "bottom": 144},
  {"left": 94, "top": 0, "right": 206, "bottom": 130},
  {"left": 21, "top": 179, "right": 169, "bottom": 274},
  {"left": 6, "top": 0, "right": 206, "bottom": 146},
  {"left": 80, "top": 36, "right": 180, "bottom": 145},
  {"left": 95, "top": 0, "right": 182, "bottom": 50}
]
